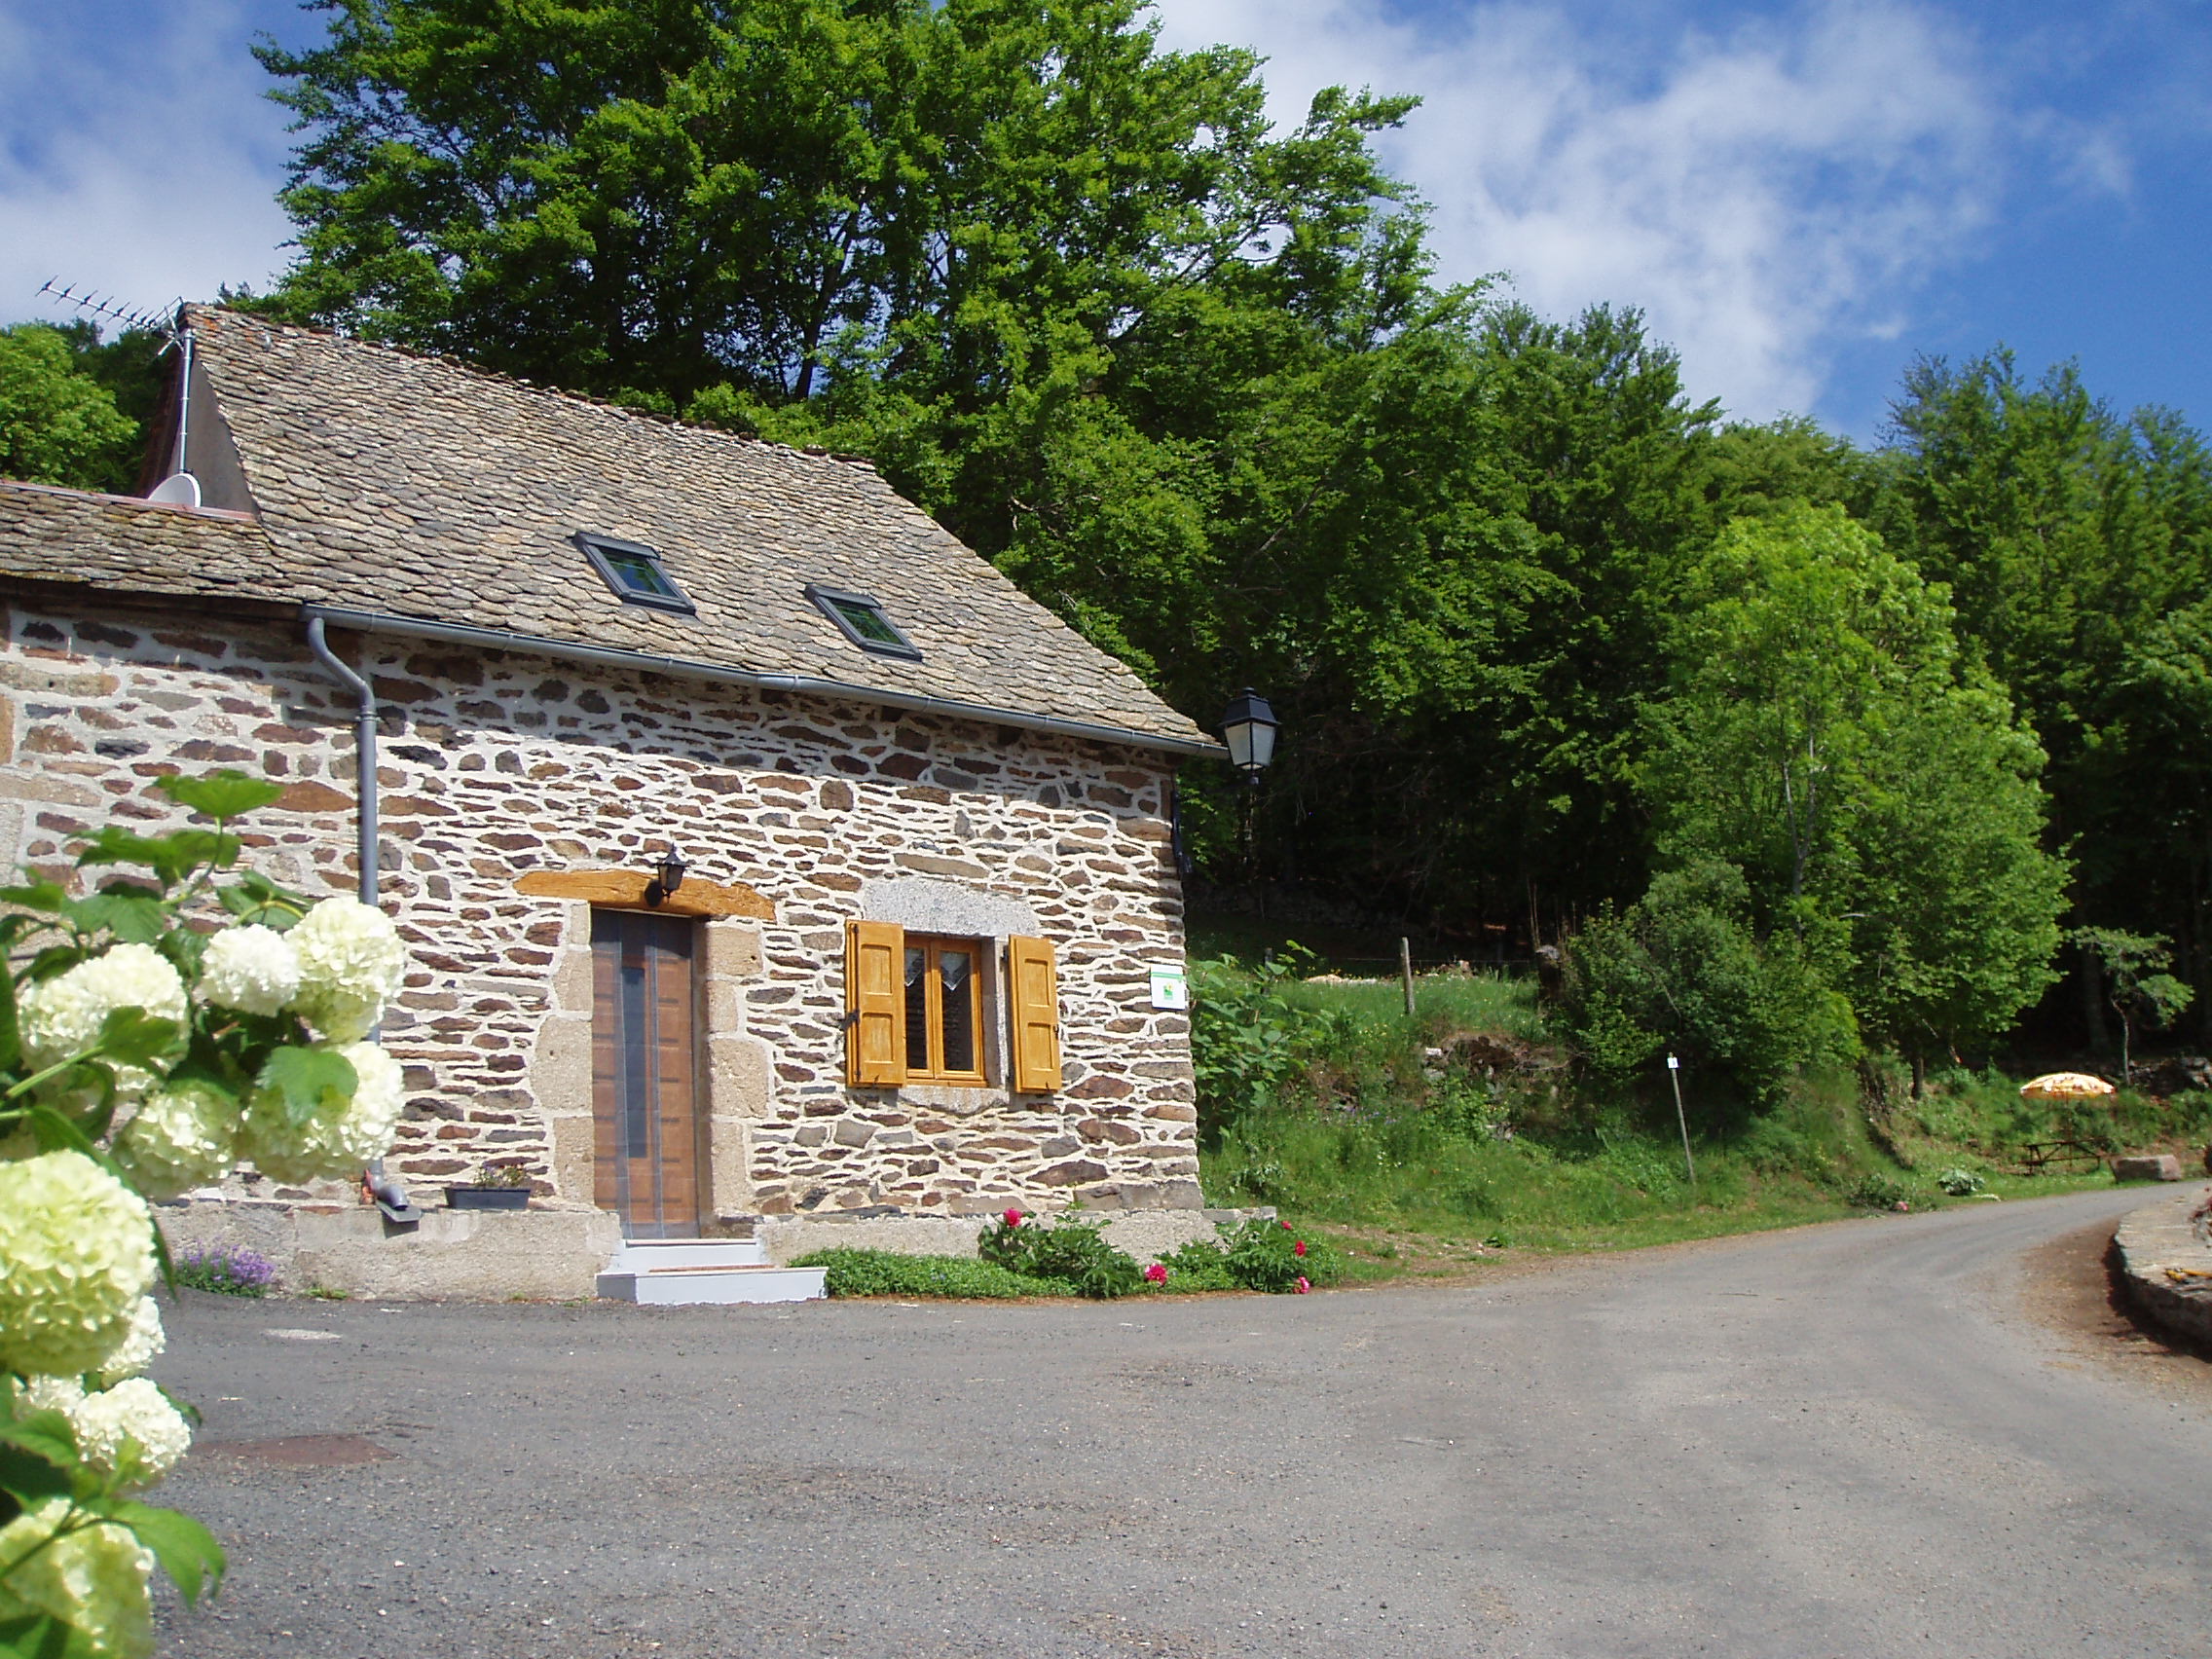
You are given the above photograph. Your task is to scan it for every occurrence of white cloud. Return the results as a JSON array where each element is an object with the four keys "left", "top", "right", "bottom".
[
  {"left": 1152, "top": 0, "right": 2015, "bottom": 421},
  {"left": 0, "top": 0, "right": 298, "bottom": 333}
]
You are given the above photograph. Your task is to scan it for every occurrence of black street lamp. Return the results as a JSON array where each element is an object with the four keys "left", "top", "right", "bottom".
[
  {"left": 645, "top": 844, "right": 687, "bottom": 907},
  {"left": 1221, "top": 688, "right": 1278, "bottom": 784}
]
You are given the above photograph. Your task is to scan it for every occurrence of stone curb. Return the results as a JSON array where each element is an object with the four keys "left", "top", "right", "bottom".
[{"left": 2112, "top": 1188, "right": 2212, "bottom": 1348}]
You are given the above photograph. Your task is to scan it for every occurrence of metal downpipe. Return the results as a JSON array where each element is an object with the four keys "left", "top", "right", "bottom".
[{"left": 305, "top": 614, "right": 380, "bottom": 906}]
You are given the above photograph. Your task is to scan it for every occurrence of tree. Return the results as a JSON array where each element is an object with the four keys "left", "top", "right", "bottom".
[
  {"left": 2066, "top": 928, "right": 2194, "bottom": 1085},
  {"left": 1644, "top": 505, "right": 2070, "bottom": 1082},
  {"left": 0, "top": 324, "right": 142, "bottom": 492},
  {"left": 1557, "top": 860, "right": 1854, "bottom": 1107},
  {"left": 1877, "top": 352, "right": 2212, "bottom": 1036}
]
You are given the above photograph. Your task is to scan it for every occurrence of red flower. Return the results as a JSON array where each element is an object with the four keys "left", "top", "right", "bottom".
[
  {"left": 1295, "top": 1275, "right": 1311, "bottom": 1294},
  {"left": 1143, "top": 1263, "right": 1168, "bottom": 1284},
  {"left": 1003, "top": 1208, "right": 1024, "bottom": 1228},
  {"left": 1280, "top": 1219, "right": 1292, "bottom": 1231},
  {"left": 1294, "top": 1240, "right": 1307, "bottom": 1258}
]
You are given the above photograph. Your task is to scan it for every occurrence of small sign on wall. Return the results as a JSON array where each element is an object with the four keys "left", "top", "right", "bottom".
[{"left": 1149, "top": 966, "right": 1189, "bottom": 1011}]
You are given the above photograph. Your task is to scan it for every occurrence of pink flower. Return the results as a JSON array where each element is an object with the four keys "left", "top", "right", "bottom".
[
  {"left": 1143, "top": 1263, "right": 1168, "bottom": 1284},
  {"left": 1280, "top": 1219, "right": 1292, "bottom": 1231},
  {"left": 1003, "top": 1208, "right": 1024, "bottom": 1228},
  {"left": 1295, "top": 1276, "right": 1311, "bottom": 1294},
  {"left": 1294, "top": 1239, "right": 1307, "bottom": 1258},
  {"left": 1893, "top": 1199, "right": 1910, "bottom": 1213}
]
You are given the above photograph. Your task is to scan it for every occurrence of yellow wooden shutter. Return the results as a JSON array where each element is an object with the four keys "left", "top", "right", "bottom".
[
  {"left": 1007, "top": 935, "right": 1062, "bottom": 1093},
  {"left": 846, "top": 920, "right": 907, "bottom": 1087}
]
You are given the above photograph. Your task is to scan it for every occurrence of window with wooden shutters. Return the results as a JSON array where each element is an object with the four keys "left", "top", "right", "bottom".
[
  {"left": 845, "top": 919, "right": 907, "bottom": 1087},
  {"left": 1007, "top": 936, "right": 1062, "bottom": 1093},
  {"left": 903, "top": 937, "right": 987, "bottom": 1085}
]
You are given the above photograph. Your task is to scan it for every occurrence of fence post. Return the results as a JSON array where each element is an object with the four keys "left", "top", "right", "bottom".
[{"left": 1400, "top": 937, "right": 1416, "bottom": 1019}]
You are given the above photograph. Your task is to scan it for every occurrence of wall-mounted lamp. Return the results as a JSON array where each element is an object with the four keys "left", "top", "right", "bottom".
[
  {"left": 645, "top": 844, "right": 687, "bottom": 907},
  {"left": 1220, "top": 688, "right": 1278, "bottom": 784}
]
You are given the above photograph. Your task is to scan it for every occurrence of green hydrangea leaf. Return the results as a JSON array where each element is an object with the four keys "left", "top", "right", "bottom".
[
  {"left": 0, "top": 1416, "right": 79, "bottom": 1489},
  {"left": 254, "top": 1046, "right": 358, "bottom": 1127},
  {"left": 92, "top": 1009, "right": 186, "bottom": 1071},
  {"left": 0, "top": 970, "right": 18, "bottom": 1075},
  {"left": 60, "top": 892, "right": 166, "bottom": 946},
  {"left": 108, "top": 1501, "right": 226, "bottom": 1606},
  {"left": 0, "top": 883, "right": 67, "bottom": 915},
  {"left": 0, "top": 1605, "right": 104, "bottom": 1659},
  {"left": 154, "top": 769, "right": 284, "bottom": 821},
  {"left": 215, "top": 870, "right": 311, "bottom": 930}
]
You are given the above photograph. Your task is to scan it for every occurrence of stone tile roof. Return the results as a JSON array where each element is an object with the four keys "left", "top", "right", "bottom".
[
  {"left": 0, "top": 307, "right": 1210, "bottom": 753},
  {"left": 0, "top": 482, "right": 278, "bottom": 595}
]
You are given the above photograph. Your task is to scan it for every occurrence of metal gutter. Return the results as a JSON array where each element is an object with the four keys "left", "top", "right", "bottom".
[
  {"left": 299, "top": 605, "right": 1228, "bottom": 760},
  {"left": 304, "top": 614, "right": 382, "bottom": 904}
]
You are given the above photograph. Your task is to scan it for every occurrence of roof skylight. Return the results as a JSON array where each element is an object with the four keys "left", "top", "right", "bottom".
[
  {"left": 807, "top": 583, "right": 921, "bottom": 660},
  {"left": 575, "top": 532, "right": 695, "bottom": 614}
]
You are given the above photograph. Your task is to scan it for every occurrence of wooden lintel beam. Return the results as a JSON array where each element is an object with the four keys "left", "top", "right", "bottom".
[{"left": 514, "top": 868, "right": 775, "bottom": 920}]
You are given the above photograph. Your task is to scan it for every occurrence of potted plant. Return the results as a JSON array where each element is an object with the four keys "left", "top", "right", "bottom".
[{"left": 445, "top": 1162, "right": 535, "bottom": 1210}]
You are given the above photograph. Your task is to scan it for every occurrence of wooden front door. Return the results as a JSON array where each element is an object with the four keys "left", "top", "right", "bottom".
[{"left": 590, "top": 910, "right": 702, "bottom": 1238}]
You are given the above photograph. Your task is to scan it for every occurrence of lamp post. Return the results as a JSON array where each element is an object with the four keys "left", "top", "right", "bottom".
[
  {"left": 1220, "top": 689, "right": 1278, "bottom": 918},
  {"left": 1220, "top": 688, "right": 1278, "bottom": 786}
]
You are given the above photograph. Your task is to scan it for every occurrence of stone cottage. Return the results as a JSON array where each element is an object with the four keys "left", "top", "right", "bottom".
[{"left": 0, "top": 306, "right": 1225, "bottom": 1296}]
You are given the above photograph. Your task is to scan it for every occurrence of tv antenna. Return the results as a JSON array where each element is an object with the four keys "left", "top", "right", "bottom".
[
  {"left": 37, "top": 279, "right": 200, "bottom": 504},
  {"left": 35, "top": 279, "right": 179, "bottom": 339}
]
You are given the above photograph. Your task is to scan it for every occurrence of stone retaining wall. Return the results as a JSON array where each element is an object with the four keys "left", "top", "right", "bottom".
[{"left": 2112, "top": 1189, "right": 2212, "bottom": 1348}]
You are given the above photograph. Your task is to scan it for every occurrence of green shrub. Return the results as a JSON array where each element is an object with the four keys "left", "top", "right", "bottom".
[
  {"left": 1846, "top": 1173, "right": 1908, "bottom": 1210},
  {"left": 1556, "top": 861, "right": 1856, "bottom": 1107},
  {"left": 977, "top": 1211, "right": 1144, "bottom": 1298},
  {"left": 1156, "top": 1218, "right": 1345, "bottom": 1292},
  {"left": 792, "top": 1248, "right": 1074, "bottom": 1299}
]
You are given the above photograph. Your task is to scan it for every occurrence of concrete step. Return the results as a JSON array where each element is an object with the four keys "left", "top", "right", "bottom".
[
  {"left": 607, "top": 1238, "right": 770, "bottom": 1271},
  {"left": 595, "top": 1264, "right": 826, "bottom": 1306}
]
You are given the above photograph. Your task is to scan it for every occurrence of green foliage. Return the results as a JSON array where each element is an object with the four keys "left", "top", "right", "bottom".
[
  {"left": 1644, "top": 505, "right": 2069, "bottom": 1069},
  {"left": 1557, "top": 862, "right": 1854, "bottom": 1106},
  {"left": 1845, "top": 1173, "right": 1909, "bottom": 1211},
  {"left": 2068, "top": 928, "right": 2195, "bottom": 1084},
  {"left": 1153, "top": 1219, "right": 1342, "bottom": 1291},
  {"left": 0, "top": 1398, "right": 227, "bottom": 1633},
  {"left": 1189, "top": 949, "right": 1319, "bottom": 1141},
  {"left": 793, "top": 1248, "right": 1074, "bottom": 1299},
  {"left": 0, "top": 324, "right": 141, "bottom": 493},
  {"left": 977, "top": 1211, "right": 1144, "bottom": 1299},
  {"left": 1936, "top": 1167, "right": 1985, "bottom": 1197}
]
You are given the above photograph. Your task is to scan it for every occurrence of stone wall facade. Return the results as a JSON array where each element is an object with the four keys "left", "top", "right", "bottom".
[{"left": 0, "top": 591, "right": 1199, "bottom": 1224}]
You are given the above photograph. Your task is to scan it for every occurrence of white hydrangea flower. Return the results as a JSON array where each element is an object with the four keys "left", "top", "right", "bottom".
[
  {"left": 198, "top": 924, "right": 300, "bottom": 1016},
  {"left": 333, "top": 1040, "right": 404, "bottom": 1163},
  {"left": 238, "top": 1040, "right": 403, "bottom": 1184},
  {"left": 287, "top": 897, "right": 407, "bottom": 1042},
  {"left": 63, "top": 1379, "right": 192, "bottom": 1487},
  {"left": 18, "top": 944, "right": 188, "bottom": 1067},
  {"left": 0, "top": 1496, "right": 156, "bottom": 1659},
  {"left": 0, "top": 1152, "right": 157, "bottom": 1378},
  {"left": 112, "top": 1082, "right": 238, "bottom": 1200},
  {"left": 94, "top": 1297, "right": 166, "bottom": 1388},
  {"left": 12, "top": 1373, "right": 85, "bottom": 1416}
]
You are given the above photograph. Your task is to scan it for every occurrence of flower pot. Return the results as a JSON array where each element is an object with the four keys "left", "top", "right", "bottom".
[{"left": 445, "top": 1186, "right": 530, "bottom": 1211}]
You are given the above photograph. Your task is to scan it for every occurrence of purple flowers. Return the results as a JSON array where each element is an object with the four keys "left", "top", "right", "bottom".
[{"left": 174, "top": 1242, "right": 277, "bottom": 1298}]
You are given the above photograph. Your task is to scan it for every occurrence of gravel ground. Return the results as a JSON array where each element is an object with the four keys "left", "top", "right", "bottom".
[{"left": 149, "top": 1186, "right": 2211, "bottom": 1659}]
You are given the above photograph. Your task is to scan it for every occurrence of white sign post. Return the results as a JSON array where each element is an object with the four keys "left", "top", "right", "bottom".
[{"left": 1666, "top": 1052, "right": 1696, "bottom": 1191}]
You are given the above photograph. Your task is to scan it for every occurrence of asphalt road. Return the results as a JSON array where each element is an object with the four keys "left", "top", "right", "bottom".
[{"left": 150, "top": 1186, "right": 2211, "bottom": 1659}]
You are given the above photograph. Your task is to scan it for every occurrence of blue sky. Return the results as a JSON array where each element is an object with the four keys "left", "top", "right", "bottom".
[{"left": 2, "top": 0, "right": 2207, "bottom": 441}]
